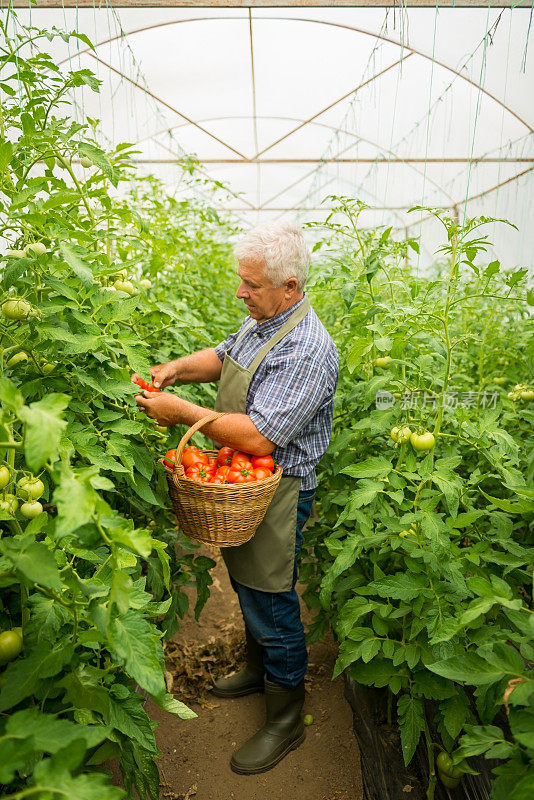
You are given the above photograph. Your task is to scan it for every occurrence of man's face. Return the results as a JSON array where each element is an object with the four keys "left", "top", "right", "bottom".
[{"left": 236, "top": 256, "right": 290, "bottom": 323}]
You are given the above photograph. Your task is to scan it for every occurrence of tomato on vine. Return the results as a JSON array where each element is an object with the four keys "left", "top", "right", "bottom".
[
  {"left": 390, "top": 426, "right": 411, "bottom": 444},
  {"left": 410, "top": 431, "right": 435, "bottom": 452},
  {"left": 0, "top": 630, "right": 23, "bottom": 664},
  {"left": 20, "top": 501, "right": 43, "bottom": 519},
  {"left": 0, "top": 466, "right": 10, "bottom": 490},
  {"left": 17, "top": 477, "right": 45, "bottom": 500},
  {"left": 1, "top": 299, "right": 32, "bottom": 320}
]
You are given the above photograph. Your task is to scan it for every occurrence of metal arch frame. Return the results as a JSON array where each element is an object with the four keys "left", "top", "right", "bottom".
[
  {"left": 79, "top": 45, "right": 461, "bottom": 210},
  {"left": 85, "top": 52, "right": 248, "bottom": 159},
  {"left": 56, "top": 14, "right": 533, "bottom": 134},
  {"left": 133, "top": 114, "right": 458, "bottom": 203}
]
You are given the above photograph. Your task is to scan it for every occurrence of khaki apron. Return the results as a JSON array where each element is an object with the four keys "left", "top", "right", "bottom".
[{"left": 214, "top": 297, "right": 311, "bottom": 593}]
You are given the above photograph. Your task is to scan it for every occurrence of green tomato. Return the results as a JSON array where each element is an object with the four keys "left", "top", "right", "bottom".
[
  {"left": 303, "top": 714, "right": 314, "bottom": 726},
  {"left": 18, "top": 477, "right": 44, "bottom": 500},
  {"left": 438, "top": 769, "right": 460, "bottom": 789},
  {"left": 374, "top": 356, "right": 392, "bottom": 368},
  {"left": 20, "top": 501, "right": 43, "bottom": 519},
  {"left": 391, "top": 425, "right": 411, "bottom": 443},
  {"left": 410, "top": 431, "right": 435, "bottom": 452},
  {"left": 0, "top": 466, "right": 10, "bottom": 490},
  {"left": 492, "top": 376, "right": 505, "bottom": 385},
  {"left": 0, "top": 630, "right": 23, "bottom": 664},
  {"left": 1, "top": 299, "right": 32, "bottom": 320},
  {"left": 80, "top": 156, "right": 93, "bottom": 168},
  {"left": 3, "top": 494, "right": 18, "bottom": 514},
  {"left": 114, "top": 279, "right": 136, "bottom": 295},
  {"left": 0, "top": 500, "right": 12, "bottom": 513},
  {"left": 6, "top": 351, "right": 28, "bottom": 368},
  {"left": 436, "top": 751, "right": 453, "bottom": 774},
  {"left": 139, "top": 278, "right": 152, "bottom": 290},
  {"left": 520, "top": 390, "right": 534, "bottom": 401},
  {"left": 116, "top": 268, "right": 128, "bottom": 278},
  {"left": 4, "top": 249, "right": 26, "bottom": 258},
  {"left": 25, "top": 242, "right": 47, "bottom": 257}
]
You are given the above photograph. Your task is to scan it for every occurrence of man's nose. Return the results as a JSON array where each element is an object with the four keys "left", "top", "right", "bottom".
[{"left": 236, "top": 281, "right": 249, "bottom": 299}]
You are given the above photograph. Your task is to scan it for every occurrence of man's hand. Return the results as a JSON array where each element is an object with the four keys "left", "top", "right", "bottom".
[
  {"left": 135, "top": 391, "right": 185, "bottom": 427},
  {"left": 131, "top": 361, "right": 177, "bottom": 390}
]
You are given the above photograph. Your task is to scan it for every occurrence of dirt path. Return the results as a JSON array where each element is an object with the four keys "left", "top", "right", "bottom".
[{"left": 147, "top": 550, "right": 363, "bottom": 800}]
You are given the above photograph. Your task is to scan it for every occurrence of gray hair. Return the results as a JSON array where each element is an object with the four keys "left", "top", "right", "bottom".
[{"left": 234, "top": 221, "right": 310, "bottom": 291}]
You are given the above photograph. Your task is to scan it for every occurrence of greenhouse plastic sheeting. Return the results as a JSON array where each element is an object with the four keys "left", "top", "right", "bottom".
[{"left": 9, "top": 4, "right": 534, "bottom": 267}]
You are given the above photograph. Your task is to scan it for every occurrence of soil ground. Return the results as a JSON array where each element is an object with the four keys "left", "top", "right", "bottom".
[{"left": 147, "top": 548, "right": 363, "bottom": 800}]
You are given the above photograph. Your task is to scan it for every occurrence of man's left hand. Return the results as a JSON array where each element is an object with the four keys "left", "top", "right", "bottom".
[{"left": 135, "top": 391, "right": 187, "bottom": 427}]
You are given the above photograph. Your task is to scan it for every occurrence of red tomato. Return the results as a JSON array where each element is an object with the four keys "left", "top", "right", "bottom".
[
  {"left": 135, "top": 377, "right": 160, "bottom": 393},
  {"left": 231, "top": 451, "right": 253, "bottom": 467},
  {"left": 252, "top": 467, "right": 273, "bottom": 481},
  {"left": 216, "top": 466, "right": 231, "bottom": 480},
  {"left": 217, "top": 446, "right": 235, "bottom": 467},
  {"left": 228, "top": 465, "right": 255, "bottom": 483},
  {"left": 251, "top": 455, "right": 275, "bottom": 472},
  {"left": 208, "top": 456, "right": 218, "bottom": 469},
  {"left": 181, "top": 447, "right": 208, "bottom": 470},
  {"left": 185, "top": 464, "right": 213, "bottom": 482},
  {"left": 163, "top": 449, "right": 176, "bottom": 469},
  {"left": 211, "top": 475, "right": 227, "bottom": 484}
]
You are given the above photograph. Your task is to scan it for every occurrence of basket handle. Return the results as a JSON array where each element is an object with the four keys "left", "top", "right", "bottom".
[{"left": 173, "top": 410, "right": 229, "bottom": 474}]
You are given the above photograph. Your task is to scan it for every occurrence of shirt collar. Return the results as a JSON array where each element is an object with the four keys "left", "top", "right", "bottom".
[{"left": 252, "top": 295, "right": 306, "bottom": 338}]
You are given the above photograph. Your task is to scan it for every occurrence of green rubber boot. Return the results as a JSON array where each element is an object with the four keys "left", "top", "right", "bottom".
[
  {"left": 212, "top": 628, "right": 264, "bottom": 698},
  {"left": 230, "top": 678, "right": 305, "bottom": 774}
]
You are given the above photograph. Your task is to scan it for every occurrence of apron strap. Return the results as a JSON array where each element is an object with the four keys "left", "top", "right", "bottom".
[
  {"left": 227, "top": 320, "right": 256, "bottom": 353},
  {"left": 248, "top": 296, "right": 310, "bottom": 376}
]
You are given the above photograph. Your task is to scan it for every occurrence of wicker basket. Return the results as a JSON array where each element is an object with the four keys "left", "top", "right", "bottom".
[{"left": 164, "top": 411, "right": 283, "bottom": 547}]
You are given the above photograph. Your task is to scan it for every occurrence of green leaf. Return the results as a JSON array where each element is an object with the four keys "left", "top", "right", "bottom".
[
  {"left": 78, "top": 141, "right": 118, "bottom": 186},
  {"left": 20, "top": 394, "right": 70, "bottom": 470},
  {"left": 108, "top": 611, "right": 165, "bottom": 697},
  {"left": 0, "top": 538, "right": 62, "bottom": 591},
  {"left": 0, "top": 736, "right": 36, "bottom": 783},
  {"left": 341, "top": 456, "right": 392, "bottom": 479},
  {"left": 151, "top": 692, "right": 196, "bottom": 720},
  {"left": 59, "top": 242, "right": 94, "bottom": 286},
  {"left": 397, "top": 694, "right": 425, "bottom": 765},
  {"left": 33, "top": 757, "right": 124, "bottom": 800},
  {"left": 54, "top": 466, "right": 100, "bottom": 538},
  {"left": 439, "top": 692, "right": 470, "bottom": 740},
  {"left": 368, "top": 573, "right": 428, "bottom": 602},
  {"left": 0, "top": 643, "right": 74, "bottom": 712},
  {"left": 427, "top": 652, "right": 515, "bottom": 685},
  {"left": 6, "top": 707, "right": 110, "bottom": 753},
  {"left": 0, "top": 140, "right": 13, "bottom": 173}
]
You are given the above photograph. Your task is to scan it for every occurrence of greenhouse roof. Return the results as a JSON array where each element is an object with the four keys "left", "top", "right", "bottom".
[{"left": 10, "top": 2, "right": 534, "bottom": 267}]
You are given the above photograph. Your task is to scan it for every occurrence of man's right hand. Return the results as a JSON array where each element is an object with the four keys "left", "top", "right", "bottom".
[{"left": 131, "top": 361, "right": 178, "bottom": 390}]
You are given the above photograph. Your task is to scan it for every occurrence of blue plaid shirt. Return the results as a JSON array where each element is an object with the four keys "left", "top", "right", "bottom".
[{"left": 215, "top": 295, "right": 339, "bottom": 490}]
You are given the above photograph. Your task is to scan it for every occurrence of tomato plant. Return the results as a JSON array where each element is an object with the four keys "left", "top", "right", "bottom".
[
  {"left": 0, "top": 12, "right": 241, "bottom": 800},
  {"left": 301, "top": 198, "right": 534, "bottom": 800}
]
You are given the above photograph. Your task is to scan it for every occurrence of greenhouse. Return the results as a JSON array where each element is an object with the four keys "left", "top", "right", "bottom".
[{"left": 0, "top": 1, "right": 532, "bottom": 800}]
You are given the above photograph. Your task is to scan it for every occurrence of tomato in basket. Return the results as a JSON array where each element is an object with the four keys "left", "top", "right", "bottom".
[
  {"left": 185, "top": 463, "right": 215, "bottom": 482},
  {"left": 163, "top": 449, "right": 177, "bottom": 469},
  {"left": 231, "top": 451, "right": 253, "bottom": 467},
  {"left": 181, "top": 446, "right": 209, "bottom": 470},
  {"left": 251, "top": 455, "right": 275, "bottom": 472},
  {"left": 252, "top": 467, "right": 273, "bottom": 481},
  {"left": 217, "top": 446, "right": 234, "bottom": 467},
  {"left": 228, "top": 465, "right": 255, "bottom": 483}
]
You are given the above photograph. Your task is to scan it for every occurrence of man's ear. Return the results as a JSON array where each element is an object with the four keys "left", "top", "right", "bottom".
[{"left": 284, "top": 277, "right": 299, "bottom": 297}]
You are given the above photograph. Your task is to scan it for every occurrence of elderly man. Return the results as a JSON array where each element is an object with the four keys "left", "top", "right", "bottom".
[{"left": 134, "top": 220, "right": 338, "bottom": 774}]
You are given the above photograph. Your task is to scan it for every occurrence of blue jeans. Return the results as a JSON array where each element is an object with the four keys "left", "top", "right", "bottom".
[{"left": 230, "top": 488, "right": 315, "bottom": 689}]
